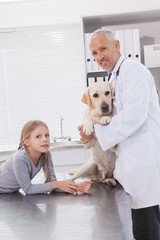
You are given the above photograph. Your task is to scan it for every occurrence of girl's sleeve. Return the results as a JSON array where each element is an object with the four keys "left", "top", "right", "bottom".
[{"left": 13, "top": 154, "right": 53, "bottom": 195}]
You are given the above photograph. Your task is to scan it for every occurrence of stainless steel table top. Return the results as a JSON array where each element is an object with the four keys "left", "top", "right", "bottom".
[{"left": 0, "top": 182, "right": 133, "bottom": 240}]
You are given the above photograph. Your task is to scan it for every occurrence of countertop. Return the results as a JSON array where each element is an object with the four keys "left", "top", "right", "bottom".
[
  {"left": 0, "top": 179, "right": 133, "bottom": 240},
  {"left": 50, "top": 140, "right": 84, "bottom": 150},
  {"left": 0, "top": 140, "right": 84, "bottom": 154}
]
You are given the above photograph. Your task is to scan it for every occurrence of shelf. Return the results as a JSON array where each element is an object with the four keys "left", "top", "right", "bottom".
[
  {"left": 82, "top": 9, "right": 160, "bottom": 32},
  {"left": 87, "top": 71, "right": 108, "bottom": 78}
]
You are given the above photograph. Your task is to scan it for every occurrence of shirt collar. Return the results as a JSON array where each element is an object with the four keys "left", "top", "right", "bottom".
[
  {"left": 111, "top": 56, "right": 125, "bottom": 75},
  {"left": 108, "top": 56, "right": 125, "bottom": 82}
]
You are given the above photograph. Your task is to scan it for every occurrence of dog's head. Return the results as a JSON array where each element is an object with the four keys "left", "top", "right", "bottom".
[{"left": 82, "top": 81, "right": 114, "bottom": 116}]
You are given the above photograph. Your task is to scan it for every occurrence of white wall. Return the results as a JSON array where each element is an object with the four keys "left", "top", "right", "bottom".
[{"left": 0, "top": 0, "right": 160, "bottom": 28}]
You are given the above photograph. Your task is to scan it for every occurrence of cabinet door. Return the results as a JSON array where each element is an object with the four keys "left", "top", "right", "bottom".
[{"left": 51, "top": 147, "right": 88, "bottom": 171}]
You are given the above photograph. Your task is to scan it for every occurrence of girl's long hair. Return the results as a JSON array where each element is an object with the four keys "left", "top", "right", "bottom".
[{"left": 18, "top": 120, "right": 50, "bottom": 183}]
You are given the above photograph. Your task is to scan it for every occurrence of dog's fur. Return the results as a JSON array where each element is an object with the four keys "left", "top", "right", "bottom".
[{"left": 69, "top": 81, "right": 116, "bottom": 186}]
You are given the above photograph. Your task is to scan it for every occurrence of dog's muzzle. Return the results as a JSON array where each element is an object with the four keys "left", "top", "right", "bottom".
[{"left": 101, "top": 103, "right": 109, "bottom": 113}]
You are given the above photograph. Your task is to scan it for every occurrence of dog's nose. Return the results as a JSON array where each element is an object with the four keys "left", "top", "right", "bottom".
[{"left": 101, "top": 103, "right": 109, "bottom": 113}]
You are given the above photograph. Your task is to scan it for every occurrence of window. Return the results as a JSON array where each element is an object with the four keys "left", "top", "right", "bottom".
[{"left": 0, "top": 24, "right": 86, "bottom": 150}]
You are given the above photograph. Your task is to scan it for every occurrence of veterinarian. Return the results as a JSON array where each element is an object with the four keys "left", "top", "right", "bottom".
[
  {"left": 0, "top": 120, "right": 92, "bottom": 194},
  {"left": 79, "top": 29, "right": 160, "bottom": 240}
]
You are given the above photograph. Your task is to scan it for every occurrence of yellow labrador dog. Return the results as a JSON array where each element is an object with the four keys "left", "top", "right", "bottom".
[{"left": 69, "top": 81, "right": 116, "bottom": 187}]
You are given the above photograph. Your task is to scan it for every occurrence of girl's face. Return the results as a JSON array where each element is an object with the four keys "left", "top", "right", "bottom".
[{"left": 24, "top": 125, "right": 50, "bottom": 154}]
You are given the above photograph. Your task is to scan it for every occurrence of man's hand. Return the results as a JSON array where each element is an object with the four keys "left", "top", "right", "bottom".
[{"left": 78, "top": 124, "right": 94, "bottom": 144}]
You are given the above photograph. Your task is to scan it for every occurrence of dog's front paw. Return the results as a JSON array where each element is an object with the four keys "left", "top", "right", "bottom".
[
  {"left": 83, "top": 123, "right": 94, "bottom": 136},
  {"left": 102, "top": 178, "right": 117, "bottom": 187},
  {"left": 99, "top": 116, "right": 111, "bottom": 125}
]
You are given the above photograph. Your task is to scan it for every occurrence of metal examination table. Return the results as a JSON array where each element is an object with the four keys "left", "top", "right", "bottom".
[{"left": 0, "top": 181, "right": 134, "bottom": 240}]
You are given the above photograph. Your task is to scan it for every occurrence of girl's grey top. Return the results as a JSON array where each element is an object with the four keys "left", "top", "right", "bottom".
[{"left": 0, "top": 148, "right": 57, "bottom": 194}]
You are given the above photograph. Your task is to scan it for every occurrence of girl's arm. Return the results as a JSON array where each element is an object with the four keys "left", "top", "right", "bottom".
[
  {"left": 13, "top": 150, "right": 92, "bottom": 195},
  {"left": 14, "top": 158, "right": 53, "bottom": 194}
]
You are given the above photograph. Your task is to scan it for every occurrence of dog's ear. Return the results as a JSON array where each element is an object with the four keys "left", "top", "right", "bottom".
[
  {"left": 81, "top": 89, "right": 91, "bottom": 105},
  {"left": 81, "top": 89, "right": 93, "bottom": 107}
]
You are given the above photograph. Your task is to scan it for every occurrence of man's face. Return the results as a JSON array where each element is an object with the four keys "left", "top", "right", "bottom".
[{"left": 89, "top": 33, "right": 120, "bottom": 72}]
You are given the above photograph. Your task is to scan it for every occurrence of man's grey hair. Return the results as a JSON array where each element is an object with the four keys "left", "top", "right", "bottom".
[{"left": 90, "top": 29, "right": 116, "bottom": 42}]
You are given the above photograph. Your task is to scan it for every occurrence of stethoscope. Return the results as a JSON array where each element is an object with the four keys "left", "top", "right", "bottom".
[
  {"left": 108, "top": 57, "right": 126, "bottom": 82},
  {"left": 108, "top": 58, "right": 126, "bottom": 101}
]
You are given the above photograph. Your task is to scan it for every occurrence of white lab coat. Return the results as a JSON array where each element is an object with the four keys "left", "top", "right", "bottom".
[{"left": 94, "top": 56, "right": 160, "bottom": 209}]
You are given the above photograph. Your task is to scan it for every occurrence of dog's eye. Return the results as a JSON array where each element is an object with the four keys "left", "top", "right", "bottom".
[
  {"left": 93, "top": 93, "right": 99, "bottom": 98},
  {"left": 105, "top": 91, "right": 110, "bottom": 96}
]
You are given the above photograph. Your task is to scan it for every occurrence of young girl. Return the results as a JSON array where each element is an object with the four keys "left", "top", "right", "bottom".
[{"left": 0, "top": 120, "right": 92, "bottom": 194}]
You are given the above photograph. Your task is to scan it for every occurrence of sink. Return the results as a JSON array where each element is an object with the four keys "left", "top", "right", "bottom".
[{"left": 50, "top": 139, "right": 83, "bottom": 149}]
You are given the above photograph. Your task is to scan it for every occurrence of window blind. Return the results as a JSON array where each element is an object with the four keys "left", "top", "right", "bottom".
[{"left": 0, "top": 24, "right": 86, "bottom": 149}]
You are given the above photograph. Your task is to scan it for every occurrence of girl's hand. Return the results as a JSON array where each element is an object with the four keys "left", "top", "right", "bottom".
[
  {"left": 77, "top": 180, "right": 93, "bottom": 193},
  {"left": 52, "top": 180, "right": 79, "bottom": 194}
]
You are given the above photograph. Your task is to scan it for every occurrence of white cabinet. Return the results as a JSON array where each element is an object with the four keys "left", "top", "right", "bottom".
[
  {"left": 144, "top": 44, "right": 160, "bottom": 68},
  {"left": 50, "top": 146, "right": 90, "bottom": 172}
]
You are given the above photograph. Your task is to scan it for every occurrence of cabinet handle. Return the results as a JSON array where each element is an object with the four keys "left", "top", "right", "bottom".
[{"left": 153, "top": 46, "right": 160, "bottom": 51}]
